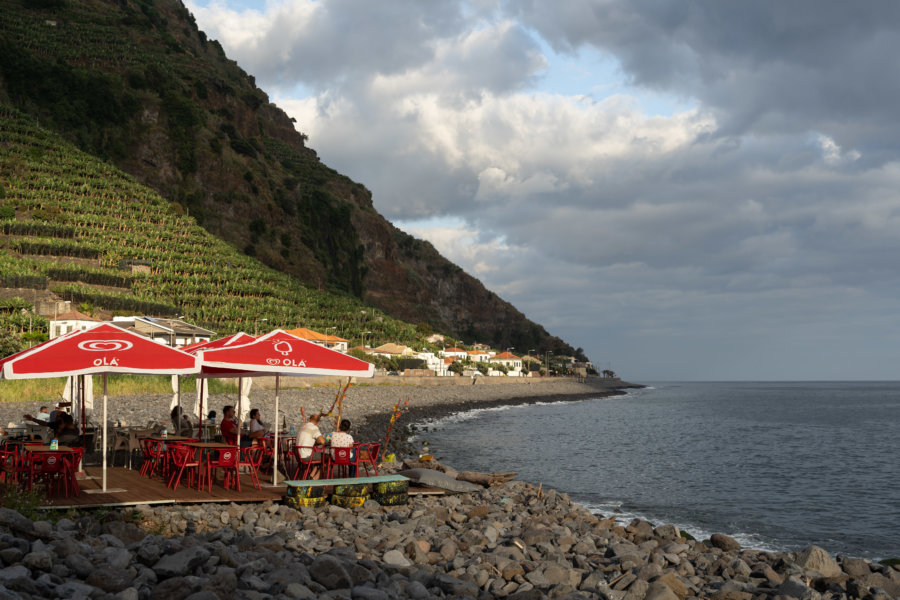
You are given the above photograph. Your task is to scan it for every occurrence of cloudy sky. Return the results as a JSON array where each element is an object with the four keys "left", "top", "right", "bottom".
[{"left": 186, "top": 0, "right": 900, "bottom": 381}]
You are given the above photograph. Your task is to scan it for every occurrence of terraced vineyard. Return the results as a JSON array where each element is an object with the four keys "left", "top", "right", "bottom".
[{"left": 0, "top": 106, "right": 422, "bottom": 346}]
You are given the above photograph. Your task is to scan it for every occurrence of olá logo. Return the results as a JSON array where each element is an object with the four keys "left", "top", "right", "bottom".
[
  {"left": 273, "top": 341, "right": 293, "bottom": 356},
  {"left": 77, "top": 339, "right": 133, "bottom": 366}
]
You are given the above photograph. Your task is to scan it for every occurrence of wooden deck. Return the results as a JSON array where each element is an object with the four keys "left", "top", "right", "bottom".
[
  {"left": 39, "top": 466, "right": 445, "bottom": 509},
  {"left": 41, "top": 466, "right": 287, "bottom": 509}
]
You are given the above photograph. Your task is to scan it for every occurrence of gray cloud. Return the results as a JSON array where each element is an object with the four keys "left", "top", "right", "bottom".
[{"left": 192, "top": 0, "right": 900, "bottom": 379}]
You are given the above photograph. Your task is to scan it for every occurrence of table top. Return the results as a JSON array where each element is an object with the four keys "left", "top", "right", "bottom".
[
  {"left": 185, "top": 442, "right": 236, "bottom": 449},
  {"left": 144, "top": 435, "right": 195, "bottom": 442},
  {"left": 25, "top": 445, "right": 76, "bottom": 452}
]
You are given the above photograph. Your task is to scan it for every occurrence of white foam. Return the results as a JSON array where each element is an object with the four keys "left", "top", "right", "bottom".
[{"left": 577, "top": 499, "right": 785, "bottom": 554}]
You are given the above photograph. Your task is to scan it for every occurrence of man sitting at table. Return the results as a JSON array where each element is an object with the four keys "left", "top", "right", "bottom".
[
  {"left": 297, "top": 407, "right": 325, "bottom": 479},
  {"left": 23, "top": 411, "right": 80, "bottom": 445},
  {"left": 330, "top": 419, "right": 356, "bottom": 477},
  {"left": 220, "top": 405, "right": 238, "bottom": 446}
]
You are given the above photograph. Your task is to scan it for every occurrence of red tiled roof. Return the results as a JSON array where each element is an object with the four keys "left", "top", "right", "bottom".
[{"left": 51, "top": 310, "right": 101, "bottom": 322}]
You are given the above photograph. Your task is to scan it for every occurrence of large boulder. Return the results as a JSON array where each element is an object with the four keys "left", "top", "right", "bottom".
[
  {"left": 709, "top": 533, "right": 741, "bottom": 552},
  {"left": 796, "top": 545, "right": 841, "bottom": 578}
]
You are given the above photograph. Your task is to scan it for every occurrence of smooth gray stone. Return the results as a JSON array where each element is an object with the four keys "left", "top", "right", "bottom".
[
  {"left": 350, "top": 585, "right": 390, "bottom": 600},
  {"left": 86, "top": 566, "right": 135, "bottom": 593},
  {"left": 308, "top": 555, "right": 353, "bottom": 590},
  {"left": 153, "top": 547, "right": 211, "bottom": 578}
]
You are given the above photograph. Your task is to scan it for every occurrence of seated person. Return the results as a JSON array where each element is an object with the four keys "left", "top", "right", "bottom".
[
  {"left": 219, "top": 405, "right": 238, "bottom": 446},
  {"left": 296, "top": 407, "right": 325, "bottom": 479},
  {"left": 24, "top": 411, "right": 80, "bottom": 445},
  {"left": 170, "top": 406, "right": 194, "bottom": 437},
  {"left": 246, "top": 409, "right": 267, "bottom": 447},
  {"left": 35, "top": 406, "right": 51, "bottom": 422},
  {"left": 330, "top": 419, "right": 356, "bottom": 477},
  {"left": 56, "top": 413, "right": 81, "bottom": 446}
]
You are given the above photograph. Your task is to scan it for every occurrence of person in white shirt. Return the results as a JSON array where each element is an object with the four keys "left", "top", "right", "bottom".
[
  {"left": 247, "top": 408, "right": 267, "bottom": 447},
  {"left": 330, "top": 419, "right": 356, "bottom": 477},
  {"left": 35, "top": 407, "right": 51, "bottom": 422},
  {"left": 296, "top": 408, "right": 325, "bottom": 478}
]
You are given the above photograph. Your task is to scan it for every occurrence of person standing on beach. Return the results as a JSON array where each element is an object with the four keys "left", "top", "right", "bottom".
[{"left": 220, "top": 405, "right": 238, "bottom": 446}]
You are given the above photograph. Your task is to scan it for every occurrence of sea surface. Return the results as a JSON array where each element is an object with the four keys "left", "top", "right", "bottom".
[{"left": 415, "top": 381, "right": 900, "bottom": 560}]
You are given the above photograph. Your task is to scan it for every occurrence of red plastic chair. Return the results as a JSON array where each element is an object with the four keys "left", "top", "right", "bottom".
[
  {"left": 291, "top": 445, "right": 325, "bottom": 480},
  {"left": 139, "top": 439, "right": 167, "bottom": 479},
  {"left": 0, "top": 450, "right": 20, "bottom": 486},
  {"left": 167, "top": 445, "right": 200, "bottom": 491},
  {"left": 30, "top": 452, "right": 70, "bottom": 497},
  {"left": 206, "top": 447, "right": 240, "bottom": 491},
  {"left": 240, "top": 446, "right": 264, "bottom": 490},
  {"left": 356, "top": 442, "right": 380, "bottom": 476},
  {"left": 327, "top": 446, "right": 355, "bottom": 479}
]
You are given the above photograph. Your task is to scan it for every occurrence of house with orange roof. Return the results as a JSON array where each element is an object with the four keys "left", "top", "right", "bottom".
[
  {"left": 285, "top": 327, "right": 349, "bottom": 353},
  {"left": 49, "top": 310, "right": 103, "bottom": 339},
  {"left": 489, "top": 351, "right": 523, "bottom": 375},
  {"left": 466, "top": 349, "right": 491, "bottom": 363},
  {"left": 439, "top": 346, "right": 468, "bottom": 359}
]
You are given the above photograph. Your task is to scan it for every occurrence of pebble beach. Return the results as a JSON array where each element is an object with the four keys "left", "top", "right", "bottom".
[{"left": 0, "top": 378, "right": 897, "bottom": 600}]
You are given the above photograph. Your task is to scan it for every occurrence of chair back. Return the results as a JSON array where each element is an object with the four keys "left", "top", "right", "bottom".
[
  {"left": 34, "top": 452, "right": 65, "bottom": 475},
  {"left": 357, "top": 442, "right": 380, "bottom": 463},
  {"left": 331, "top": 446, "right": 353, "bottom": 465},
  {"left": 293, "top": 445, "right": 321, "bottom": 462},
  {"left": 212, "top": 448, "right": 238, "bottom": 467},
  {"left": 241, "top": 446, "right": 264, "bottom": 467}
]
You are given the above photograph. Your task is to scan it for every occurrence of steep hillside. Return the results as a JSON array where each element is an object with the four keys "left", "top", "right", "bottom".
[
  {"left": 0, "top": 106, "right": 420, "bottom": 346},
  {"left": 0, "top": 0, "right": 581, "bottom": 357}
]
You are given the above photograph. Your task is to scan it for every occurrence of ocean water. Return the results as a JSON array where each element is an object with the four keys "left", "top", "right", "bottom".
[{"left": 414, "top": 381, "right": 900, "bottom": 560}]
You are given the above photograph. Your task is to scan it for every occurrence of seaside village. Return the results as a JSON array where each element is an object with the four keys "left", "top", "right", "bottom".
[
  {"left": 48, "top": 305, "right": 589, "bottom": 378},
  {"left": 0, "top": 302, "right": 599, "bottom": 508}
]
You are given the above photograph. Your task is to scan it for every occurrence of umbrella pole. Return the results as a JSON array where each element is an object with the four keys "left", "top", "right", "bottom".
[
  {"left": 273, "top": 375, "right": 280, "bottom": 485},
  {"left": 199, "top": 377, "right": 205, "bottom": 439},
  {"left": 236, "top": 377, "right": 242, "bottom": 448},
  {"left": 80, "top": 375, "right": 86, "bottom": 436},
  {"left": 102, "top": 374, "right": 108, "bottom": 492},
  {"left": 176, "top": 376, "right": 181, "bottom": 433}
]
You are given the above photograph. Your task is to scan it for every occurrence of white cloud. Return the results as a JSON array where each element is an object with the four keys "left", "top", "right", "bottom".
[{"left": 189, "top": 0, "right": 900, "bottom": 379}]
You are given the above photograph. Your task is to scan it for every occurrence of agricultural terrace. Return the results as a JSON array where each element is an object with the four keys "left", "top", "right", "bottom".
[{"left": 0, "top": 106, "right": 422, "bottom": 348}]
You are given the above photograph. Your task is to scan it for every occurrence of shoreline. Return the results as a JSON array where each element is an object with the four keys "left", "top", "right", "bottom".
[{"left": 0, "top": 379, "right": 898, "bottom": 598}]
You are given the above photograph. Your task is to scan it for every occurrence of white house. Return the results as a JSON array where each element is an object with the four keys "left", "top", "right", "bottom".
[
  {"left": 440, "top": 346, "right": 468, "bottom": 359},
  {"left": 111, "top": 316, "right": 215, "bottom": 347},
  {"left": 489, "top": 351, "right": 523, "bottom": 375},
  {"left": 416, "top": 351, "right": 450, "bottom": 376},
  {"left": 49, "top": 310, "right": 103, "bottom": 339},
  {"left": 466, "top": 349, "right": 491, "bottom": 363}
]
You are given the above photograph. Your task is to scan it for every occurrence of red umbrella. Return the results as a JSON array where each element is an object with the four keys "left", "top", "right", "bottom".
[
  {"left": 1, "top": 323, "right": 201, "bottom": 491},
  {"left": 197, "top": 329, "right": 374, "bottom": 483},
  {"left": 182, "top": 332, "right": 257, "bottom": 434}
]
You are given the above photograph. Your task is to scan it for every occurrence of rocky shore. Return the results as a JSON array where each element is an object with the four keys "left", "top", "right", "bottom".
[{"left": 0, "top": 378, "right": 897, "bottom": 599}]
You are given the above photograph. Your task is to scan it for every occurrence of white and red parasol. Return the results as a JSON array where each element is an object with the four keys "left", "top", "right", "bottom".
[
  {"left": 1, "top": 323, "right": 201, "bottom": 491},
  {"left": 196, "top": 330, "right": 374, "bottom": 483}
]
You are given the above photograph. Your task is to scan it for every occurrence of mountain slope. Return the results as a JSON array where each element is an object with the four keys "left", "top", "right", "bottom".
[{"left": 0, "top": 0, "right": 582, "bottom": 358}]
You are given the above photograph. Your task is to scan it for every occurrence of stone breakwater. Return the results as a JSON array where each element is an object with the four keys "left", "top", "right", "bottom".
[{"left": 0, "top": 479, "right": 898, "bottom": 600}]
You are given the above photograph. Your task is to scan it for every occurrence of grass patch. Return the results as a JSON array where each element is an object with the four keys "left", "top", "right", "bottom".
[
  {"left": 0, "top": 375, "right": 238, "bottom": 403},
  {"left": 0, "top": 485, "right": 47, "bottom": 520}
]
